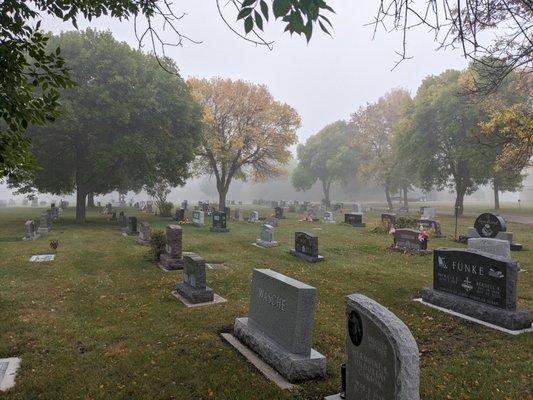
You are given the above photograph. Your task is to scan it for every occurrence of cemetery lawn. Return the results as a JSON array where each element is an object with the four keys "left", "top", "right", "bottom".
[{"left": 0, "top": 207, "right": 532, "bottom": 400}]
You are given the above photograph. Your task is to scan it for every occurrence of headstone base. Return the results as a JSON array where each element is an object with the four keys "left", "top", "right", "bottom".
[
  {"left": 323, "top": 220, "right": 336, "bottom": 224},
  {"left": 345, "top": 223, "right": 366, "bottom": 228},
  {"left": 175, "top": 282, "right": 214, "bottom": 304},
  {"left": 136, "top": 238, "right": 150, "bottom": 246},
  {"left": 36, "top": 227, "right": 50, "bottom": 234},
  {"left": 289, "top": 249, "right": 325, "bottom": 263},
  {"left": 255, "top": 239, "right": 278, "bottom": 248},
  {"left": 171, "top": 290, "right": 226, "bottom": 308},
  {"left": 210, "top": 227, "right": 229, "bottom": 233},
  {"left": 158, "top": 254, "right": 184, "bottom": 270},
  {"left": 421, "top": 288, "right": 532, "bottom": 331},
  {"left": 390, "top": 245, "right": 431, "bottom": 255},
  {"left": 511, "top": 243, "right": 523, "bottom": 251},
  {"left": 233, "top": 317, "right": 326, "bottom": 382},
  {"left": 22, "top": 234, "right": 40, "bottom": 241},
  {"left": 324, "top": 394, "right": 342, "bottom": 400}
]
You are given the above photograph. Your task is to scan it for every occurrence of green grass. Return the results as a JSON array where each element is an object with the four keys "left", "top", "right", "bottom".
[{"left": 0, "top": 206, "right": 532, "bottom": 400}]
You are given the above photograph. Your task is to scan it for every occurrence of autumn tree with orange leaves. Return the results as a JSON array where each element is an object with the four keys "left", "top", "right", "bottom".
[{"left": 188, "top": 78, "right": 300, "bottom": 210}]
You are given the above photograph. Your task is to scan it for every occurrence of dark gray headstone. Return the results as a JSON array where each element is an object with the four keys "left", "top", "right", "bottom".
[
  {"left": 290, "top": 231, "right": 324, "bottom": 262},
  {"left": 175, "top": 254, "right": 214, "bottom": 303}
]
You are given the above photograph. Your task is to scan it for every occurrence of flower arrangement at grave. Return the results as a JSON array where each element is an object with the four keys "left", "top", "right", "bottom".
[
  {"left": 418, "top": 230, "right": 429, "bottom": 243},
  {"left": 177, "top": 218, "right": 190, "bottom": 225}
]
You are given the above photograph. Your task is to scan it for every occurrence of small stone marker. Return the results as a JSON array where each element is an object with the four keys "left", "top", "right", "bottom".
[
  {"left": 173, "top": 254, "right": 217, "bottom": 304},
  {"left": 290, "top": 231, "right": 325, "bottom": 262},
  {"left": 421, "top": 207, "right": 436, "bottom": 219},
  {"left": 322, "top": 211, "right": 335, "bottom": 224},
  {"left": 126, "top": 216, "right": 138, "bottom": 236},
  {"left": 29, "top": 254, "right": 55, "bottom": 262},
  {"left": 468, "top": 238, "right": 511, "bottom": 260},
  {"left": 381, "top": 213, "right": 396, "bottom": 227},
  {"left": 421, "top": 248, "right": 531, "bottom": 331},
  {"left": 210, "top": 211, "right": 229, "bottom": 233},
  {"left": 174, "top": 208, "right": 185, "bottom": 221},
  {"left": 255, "top": 224, "right": 278, "bottom": 248},
  {"left": 158, "top": 225, "right": 184, "bottom": 270},
  {"left": 37, "top": 211, "right": 52, "bottom": 234},
  {"left": 249, "top": 211, "right": 259, "bottom": 223},
  {"left": 23, "top": 220, "right": 39, "bottom": 241},
  {"left": 118, "top": 211, "right": 127, "bottom": 232},
  {"left": 325, "top": 294, "right": 420, "bottom": 400},
  {"left": 344, "top": 213, "right": 365, "bottom": 227},
  {"left": 391, "top": 229, "right": 430, "bottom": 254},
  {"left": 230, "top": 269, "right": 326, "bottom": 382},
  {"left": 0, "top": 357, "right": 21, "bottom": 392},
  {"left": 137, "top": 222, "right": 151, "bottom": 245},
  {"left": 192, "top": 210, "right": 205, "bottom": 227}
]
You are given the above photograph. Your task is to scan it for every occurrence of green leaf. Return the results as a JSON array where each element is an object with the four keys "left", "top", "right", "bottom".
[
  {"left": 244, "top": 16, "right": 254, "bottom": 33},
  {"left": 260, "top": 0, "right": 269, "bottom": 21},
  {"left": 237, "top": 7, "right": 253, "bottom": 20},
  {"left": 273, "top": 0, "right": 291, "bottom": 18},
  {"left": 254, "top": 11, "right": 264, "bottom": 31},
  {"left": 241, "top": 0, "right": 257, "bottom": 7}
]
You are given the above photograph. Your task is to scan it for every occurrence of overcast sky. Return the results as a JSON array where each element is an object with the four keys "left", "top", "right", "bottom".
[{"left": 41, "top": 0, "right": 468, "bottom": 143}]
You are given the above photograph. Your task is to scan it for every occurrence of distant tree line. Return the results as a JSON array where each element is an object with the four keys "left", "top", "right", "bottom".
[{"left": 293, "top": 64, "right": 532, "bottom": 215}]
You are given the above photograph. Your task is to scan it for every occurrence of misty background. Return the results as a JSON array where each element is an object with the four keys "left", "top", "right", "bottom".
[{"left": 1, "top": 1, "right": 530, "bottom": 205}]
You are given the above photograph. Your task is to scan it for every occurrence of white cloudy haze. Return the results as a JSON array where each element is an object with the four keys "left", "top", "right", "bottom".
[{"left": 3, "top": 1, "right": 527, "bottom": 202}]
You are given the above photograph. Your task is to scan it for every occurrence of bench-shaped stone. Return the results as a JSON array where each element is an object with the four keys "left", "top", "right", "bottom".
[
  {"left": 233, "top": 269, "right": 326, "bottom": 382},
  {"left": 326, "top": 294, "right": 420, "bottom": 400},
  {"left": 421, "top": 248, "right": 531, "bottom": 331}
]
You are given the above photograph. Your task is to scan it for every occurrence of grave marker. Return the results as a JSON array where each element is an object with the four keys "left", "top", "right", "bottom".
[
  {"left": 210, "top": 211, "right": 229, "bottom": 233},
  {"left": 255, "top": 224, "right": 278, "bottom": 248},
  {"left": 137, "top": 222, "right": 151, "bottom": 245},
  {"left": 159, "top": 225, "right": 184, "bottom": 270},
  {"left": 344, "top": 213, "right": 365, "bottom": 227},
  {"left": 290, "top": 231, "right": 325, "bottom": 262},
  {"left": 192, "top": 210, "right": 205, "bottom": 227}
]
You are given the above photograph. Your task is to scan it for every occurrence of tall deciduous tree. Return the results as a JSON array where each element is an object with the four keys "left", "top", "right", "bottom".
[
  {"left": 349, "top": 89, "right": 412, "bottom": 211},
  {"left": 397, "top": 70, "right": 492, "bottom": 215},
  {"left": 188, "top": 78, "right": 300, "bottom": 210},
  {"left": 292, "top": 120, "right": 358, "bottom": 207},
  {"left": 11, "top": 29, "right": 202, "bottom": 222}
]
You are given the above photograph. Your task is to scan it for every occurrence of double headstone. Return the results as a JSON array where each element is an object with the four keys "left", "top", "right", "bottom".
[
  {"left": 417, "top": 218, "right": 445, "bottom": 237},
  {"left": 192, "top": 210, "right": 205, "bottom": 227},
  {"left": 421, "top": 248, "right": 531, "bottom": 330},
  {"left": 392, "top": 229, "right": 430, "bottom": 254},
  {"left": 174, "top": 254, "right": 214, "bottom": 304},
  {"left": 233, "top": 269, "right": 326, "bottom": 382},
  {"left": 344, "top": 213, "right": 365, "bottom": 227},
  {"left": 210, "top": 211, "right": 229, "bottom": 233},
  {"left": 325, "top": 294, "right": 420, "bottom": 400},
  {"left": 23, "top": 220, "right": 39, "bottom": 241},
  {"left": 137, "top": 222, "right": 151, "bottom": 245},
  {"left": 256, "top": 224, "right": 278, "bottom": 248},
  {"left": 290, "top": 231, "right": 325, "bottom": 262},
  {"left": 159, "top": 225, "right": 184, "bottom": 270}
]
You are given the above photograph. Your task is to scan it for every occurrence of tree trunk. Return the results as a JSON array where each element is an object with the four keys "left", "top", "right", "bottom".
[
  {"left": 384, "top": 185, "right": 393, "bottom": 211},
  {"left": 455, "top": 186, "right": 466, "bottom": 216},
  {"left": 87, "top": 192, "right": 95, "bottom": 207},
  {"left": 218, "top": 188, "right": 227, "bottom": 211},
  {"left": 402, "top": 183, "right": 408, "bottom": 209},
  {"left": 76, "top": 189, "right": 87, "bottom": 223},
  {"left": 493, "top": 180, "right": 500, "bottom": 210},
  {"left": 322, "top": 180, "right": 331, "bottom": 208}
]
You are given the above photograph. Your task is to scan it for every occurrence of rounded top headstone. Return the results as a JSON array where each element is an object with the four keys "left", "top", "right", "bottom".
[{"left": 474, "top": 213, "right": 506, "bottom": 238}]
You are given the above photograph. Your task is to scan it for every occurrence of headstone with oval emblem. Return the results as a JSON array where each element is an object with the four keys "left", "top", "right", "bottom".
[{"left": 325, "top": 294, "right": 420, "bottom": 400}]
